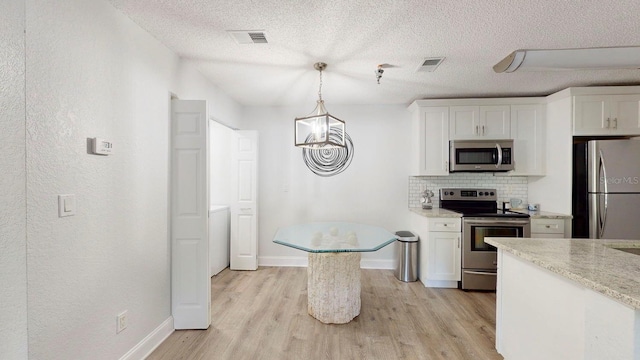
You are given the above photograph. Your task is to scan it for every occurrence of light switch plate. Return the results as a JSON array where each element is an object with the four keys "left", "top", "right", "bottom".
[{"left": 58, "top": 194, "right": 76, "bottom": 217}]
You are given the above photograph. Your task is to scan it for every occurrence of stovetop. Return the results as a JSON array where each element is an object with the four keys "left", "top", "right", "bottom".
[
  {"left": 460, "top": 209, "right": 530, "bottom": 218},
  {"left": 439, "top": 188, "right": 530, "bottom": 219}
]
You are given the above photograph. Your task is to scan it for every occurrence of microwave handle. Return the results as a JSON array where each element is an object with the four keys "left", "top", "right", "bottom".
[{"left": 495, "top": 143, "right": 503, "bottom": 169}]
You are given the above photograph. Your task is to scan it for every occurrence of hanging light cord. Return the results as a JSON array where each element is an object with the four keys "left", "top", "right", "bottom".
[{"left": 317, "top": 68, "right": 323, "bottom": 102}]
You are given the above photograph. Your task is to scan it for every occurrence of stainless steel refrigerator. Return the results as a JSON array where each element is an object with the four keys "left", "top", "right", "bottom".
[{"left": 573, "top": 139, "right": 640, "bottom": 239}]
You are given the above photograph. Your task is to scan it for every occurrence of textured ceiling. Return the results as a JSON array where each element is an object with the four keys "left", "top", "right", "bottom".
[{"left": 108, "top": 0, "right": 640, "bottom": 106}]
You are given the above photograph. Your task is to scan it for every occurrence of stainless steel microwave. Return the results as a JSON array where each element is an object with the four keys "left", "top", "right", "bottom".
[{"left": 449, "top": 139, "right": 514, "bottom": 172}]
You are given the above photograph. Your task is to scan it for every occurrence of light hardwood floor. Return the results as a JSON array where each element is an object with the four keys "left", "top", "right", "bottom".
[{"left": 148, "top": 267, "right": 503, "bottom": 360}]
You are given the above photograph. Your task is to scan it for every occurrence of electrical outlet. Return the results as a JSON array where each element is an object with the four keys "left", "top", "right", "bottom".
[{"left": 116, "top": 311, "right": 128, "bottom": 333}]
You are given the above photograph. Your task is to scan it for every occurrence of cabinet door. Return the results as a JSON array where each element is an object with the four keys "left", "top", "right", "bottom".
[
  {"left": 509, "top": 104, "right": 545, "bottom": 176},
  {"left": 449, "top": 106, "right": 479, "bottom": 139},
  {"left": 415, "top": 106, "right": 449, "bottom": 175},
  {"left": 427, "top": 231, "right": 461, "bottom": 281},
  {"left": 609, "top": 94, "right": 640, "bottom": 135},
  {"left": 480, "top": 105, "right": 511, "bottom": 139},
  {"left": 573, "top": 95, "right": 609, "bottom": 135}
]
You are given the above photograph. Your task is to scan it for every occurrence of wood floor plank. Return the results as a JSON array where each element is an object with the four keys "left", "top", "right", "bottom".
[{"left": 147, "top": 267, "right": 503, "bottom": 360}]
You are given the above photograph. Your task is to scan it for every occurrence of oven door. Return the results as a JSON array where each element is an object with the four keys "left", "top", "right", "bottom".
[{"left": 462, "top": 217, "right": 531, "bottom": 270}]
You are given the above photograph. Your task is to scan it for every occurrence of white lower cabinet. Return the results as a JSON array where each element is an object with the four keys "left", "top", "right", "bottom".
[
  {"left": 531, "top": 218, "right": 570, "bottom": 238},
  {"left": 411, "top": 213, "right": 461, "bottom": 288}
]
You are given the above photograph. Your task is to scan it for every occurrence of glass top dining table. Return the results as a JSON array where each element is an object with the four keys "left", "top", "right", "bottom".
[{"left": 273, "top": 222, "right": 397, "bottom": 253}]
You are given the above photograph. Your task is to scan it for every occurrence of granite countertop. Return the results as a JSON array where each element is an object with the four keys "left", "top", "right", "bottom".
[
  {"left": 486, "top": 237, "right": 640, "bottom": 309},
  {"left": 510, "top": 209, "right": 573, "bottom": 219},
  {"left": 409, "top": 207, "right": 462, "bottom": 218}
]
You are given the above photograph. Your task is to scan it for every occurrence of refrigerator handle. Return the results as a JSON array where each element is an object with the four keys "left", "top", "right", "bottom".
[
  {"left": 599, "top": 149, "right": 608, "bottom": 195},
  {"left": 598, "top": 150, "right": 608, "bottom": 238}
]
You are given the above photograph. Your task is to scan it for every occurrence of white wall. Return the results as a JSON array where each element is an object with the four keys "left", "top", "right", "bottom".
[
  {"left": 243, "top": 104, "right": 411, "bottom": 268},
  {"left": 210, "top": 121, "right": 233, "bottom": 206},
  {"left": 0, "top": 0, "right": 28, "bottom": 358},
  {"left": 528, "top": 96, "right": 573, "bottom": 213},
  {"left": 22, "top": 0, "right": 241, "bottom": 359},
  {"left": 174, "top": 62, "right": 242, "bottom": 130}
]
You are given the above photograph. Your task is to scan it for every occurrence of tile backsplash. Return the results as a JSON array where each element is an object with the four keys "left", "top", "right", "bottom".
[{"left": 409, "top": 174, "right": 528, "bottom": 208}]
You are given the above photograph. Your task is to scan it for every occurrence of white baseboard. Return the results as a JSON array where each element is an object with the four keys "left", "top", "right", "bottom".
[
  {"left": 420, "top": 279, "right": 459, "bottom": 288},
  {"left": 258, "top": 256, "right": 396, "bottom": 270},
  {"left": 259, "top": 256, "right": 307, "bottom": 267},
  {"left": 360, "top": 259, "right": 395, "bottom": 270},
  {"left": 119, "top": 316, "right": 174, "bottom": 360}
]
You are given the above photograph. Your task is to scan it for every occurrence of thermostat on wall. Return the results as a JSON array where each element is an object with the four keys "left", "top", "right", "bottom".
[{"left": 91, "top": 138, "right": 113, "bottom": 155}]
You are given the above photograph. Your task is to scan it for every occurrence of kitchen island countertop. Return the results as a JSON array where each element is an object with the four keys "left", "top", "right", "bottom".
[{"left": 486, "top": 237, "right": 640, "bottom": 309}]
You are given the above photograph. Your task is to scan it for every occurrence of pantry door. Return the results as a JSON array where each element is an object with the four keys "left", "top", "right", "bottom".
[
  {"left": 170, "top": 99, "right": 211, "bottom": 329},
  {"left": 230, "top": 130, "right": 258, "bottom": 270}
]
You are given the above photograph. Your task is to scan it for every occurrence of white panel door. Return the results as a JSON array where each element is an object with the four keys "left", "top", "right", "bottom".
[
  {"left": 427, "top": 232, "right": 461, "bottom": 281},
  {"left": 574, "top": 95, "right": 608, "bottom": 135},
  {"left": 509, "top": 104, "right": 546, "bottom": 176},
  {"left": 170, "top": 99, "right": 211, "bottom": 329},
  {"left": 480, "top": 105, "right": 511, "bottom": 138},
  {"left": 230, "top": 130, "right": 258, "bottom": 270},
  {"left": 610, "top": 94, "right": 640, "bottom": 135},
  {"left": 449, "top": 106, "right": 479, "bottom": 139},
  {"left": 417, "top": 106, "right": 449, "bottom": 175}
]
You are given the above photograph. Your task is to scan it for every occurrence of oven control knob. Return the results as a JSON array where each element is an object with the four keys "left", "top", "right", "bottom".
[
  {"left": 490, "top": 191, "right": 495, "bottom": 196},
  {"left": 480, "top": 192, "right": 485, "bottom": 196},
  {"left": 449, "top": 191, "right": 455, "bottom": 196}
]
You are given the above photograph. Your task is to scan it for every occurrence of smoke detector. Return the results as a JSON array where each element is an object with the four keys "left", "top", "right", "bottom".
[
  {"left": 417, "top": 57, "right": 445, "bottom": 72},
  {"left": 227, "top": 30, "right": 269, "bottom": 44}
]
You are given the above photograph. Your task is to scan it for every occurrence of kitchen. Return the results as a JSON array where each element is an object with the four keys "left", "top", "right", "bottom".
[{"left": 3, "top": 1, "right": 640, "bottom": 359}]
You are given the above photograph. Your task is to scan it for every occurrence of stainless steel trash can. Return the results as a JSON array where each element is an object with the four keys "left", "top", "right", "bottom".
[{"left": 395, "top": 231, "right": 418, "bottom": 282}]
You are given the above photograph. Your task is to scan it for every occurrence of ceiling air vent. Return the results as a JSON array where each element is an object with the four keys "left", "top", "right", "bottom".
[
  {"left": 227, "top": 30, "right": 268, "bottom": 44},
  {"left": 417, "top": 57, "right": 445, "bottom": 72}
]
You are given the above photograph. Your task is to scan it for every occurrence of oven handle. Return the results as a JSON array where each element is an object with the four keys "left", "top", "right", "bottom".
[
  {"left": 463, "top": 270, "right": 497, "bottom": 276},
  {"left": 464, "top": 219, "right": 530, "bottom": 226}
]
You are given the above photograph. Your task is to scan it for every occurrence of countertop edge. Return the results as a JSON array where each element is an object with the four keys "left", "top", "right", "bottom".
[
  {"left": 510, "top": 210, "right": 573, "bottom": 219},
  {"left": 487, "top": 238, "right": 640, "bottom": 310},
  {"left": 409, "top": 207, "right": 463, "bottom": 218}
]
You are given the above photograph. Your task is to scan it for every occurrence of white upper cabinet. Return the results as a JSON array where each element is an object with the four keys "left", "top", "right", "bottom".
[
  {"left": 449, "top": 105, "right": 510, "bottom": 139},
  {"left": 573, "top": 94, "right": 640, "bottom": 136},
  {"left": 509, "top": 104, "right": 546, "bottom": 176},
  {"left": 411, "top": 106, "right": 449, "bottom": 176}
]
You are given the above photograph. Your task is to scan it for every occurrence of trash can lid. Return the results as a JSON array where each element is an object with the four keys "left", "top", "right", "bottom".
[{"left": 395, "top": 231, "right": 418, "bottom": 242}]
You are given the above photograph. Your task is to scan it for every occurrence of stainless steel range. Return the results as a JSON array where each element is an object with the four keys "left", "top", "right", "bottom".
[{"left": 440, "top": 188, "right": 530, "bottom": 291}]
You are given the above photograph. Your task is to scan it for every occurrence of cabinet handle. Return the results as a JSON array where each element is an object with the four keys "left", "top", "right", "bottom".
[
  {"left": 475, "top": 125, "right": 479, "bottom": 135},
  {"left": 613, "top": 118, "right": 618, "bottom": 129},
  {"left": 606, "top": 118, "right": 610, "bottom": 128},
  {"left": 457, "top": 236, "right": 460, "bottom": 248},
  {"left": 482, "top": 125, "right": 485, "bottom": 136},
  {"left": 545, "top": 225, "right": 551, "bottom": 228}
]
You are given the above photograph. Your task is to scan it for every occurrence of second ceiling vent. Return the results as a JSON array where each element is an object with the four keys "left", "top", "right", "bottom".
[
  {"left": 417, "top": 57, "right": 445, "bottom": 72},
  {"left": 227, "top": 30, "right": 269, "bottom": 44}
]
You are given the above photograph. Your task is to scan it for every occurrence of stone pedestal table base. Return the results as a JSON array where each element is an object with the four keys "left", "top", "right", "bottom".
[{"left": 307, "top": 252, "right": 361, "bottom": 324}]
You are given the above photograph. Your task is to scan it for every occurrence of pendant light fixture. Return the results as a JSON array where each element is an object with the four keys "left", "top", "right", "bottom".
[{"left": 294, "top": 62, "right": 346, "bottom": 148}]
